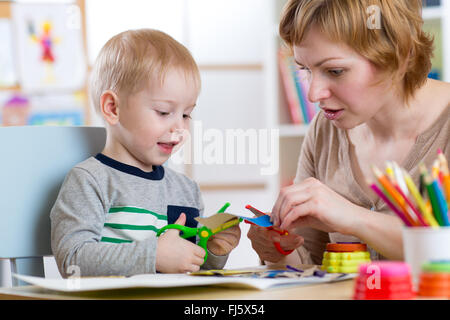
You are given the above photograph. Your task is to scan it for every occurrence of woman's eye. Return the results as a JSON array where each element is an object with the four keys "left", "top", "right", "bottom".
[
  {"left": 329, "top": 69, "right": 344, "bottom": 76},
  {"left": 183, "top": 114, "right": 192, "bottom": 119},
  {"left": 298, "top": 66, "right": 311, "bottom": 73}
]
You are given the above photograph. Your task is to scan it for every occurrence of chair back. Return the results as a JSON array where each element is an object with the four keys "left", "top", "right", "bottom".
[{"left": 0, "top": 126, "right": 106, "bottom": 286}]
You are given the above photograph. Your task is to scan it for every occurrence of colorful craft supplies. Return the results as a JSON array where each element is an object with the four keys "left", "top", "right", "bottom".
[
  {"left": 369, "top": 151, "right": 449, "bottom": 228},
  {"left": 321, "top": 242, "right": 371, "bottom": 274},
  {"left": 353, "top": 262, "right": 415, "bottom": 300},
  {"left": 418, "top": 260, "right": 450, "bottom": 298}
]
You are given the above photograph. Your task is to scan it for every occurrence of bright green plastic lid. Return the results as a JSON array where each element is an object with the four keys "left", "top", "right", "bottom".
[{"left": 422, "top": 260, "right": 450, "bottom": 273}]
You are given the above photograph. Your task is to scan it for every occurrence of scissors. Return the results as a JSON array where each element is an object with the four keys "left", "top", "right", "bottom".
[
  {"left": 156, "top": 203, "right": 239, "bottom": 265},
  {"left": 244, "top": 204, "right": 294, "bottom": 256}
]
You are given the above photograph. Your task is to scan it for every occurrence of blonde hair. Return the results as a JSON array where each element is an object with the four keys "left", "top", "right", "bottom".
[
  {"left": 279, "top": 0, "right": 434, "bottom": 103},
  {"left": 89, "top": 29, "right": 201, "bottom": 114}
]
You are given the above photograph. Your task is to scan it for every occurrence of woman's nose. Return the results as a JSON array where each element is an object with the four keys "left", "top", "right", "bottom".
[{"left": 308, "top": 75, "right": 331, "bottom": 103}]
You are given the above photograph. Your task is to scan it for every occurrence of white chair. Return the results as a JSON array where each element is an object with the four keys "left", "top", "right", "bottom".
[{"left": 0, "top": 126, "right": 106, "bottom": 286}]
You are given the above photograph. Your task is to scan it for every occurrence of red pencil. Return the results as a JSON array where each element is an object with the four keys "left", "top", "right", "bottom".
[
  {"left": 370, "top": 183, "right": 414, "bottom": 227},
  {"left": 393, "top": 184, "right": 429, "bottom": 227},
  {"left": 372, "top": 166, "right": 418, "bottom": 226}
]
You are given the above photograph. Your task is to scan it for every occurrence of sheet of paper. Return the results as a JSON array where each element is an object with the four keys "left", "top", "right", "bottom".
[
  {"left": 195, "top": 213, "right": 273, "bottom": 230},
  {"left": 13, "top": 272, "right": 355, "bottom": 293}
]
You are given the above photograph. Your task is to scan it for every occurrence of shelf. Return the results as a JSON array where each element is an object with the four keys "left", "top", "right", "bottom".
[
  {"left": 198, "top": 64, "right": 263, "bottom": 71},
  {"left": 422, "top": 7, "right": 443, "bottom": 20},
  {"left": 279, "top": 124, "right": 309, "bottom": 138}
]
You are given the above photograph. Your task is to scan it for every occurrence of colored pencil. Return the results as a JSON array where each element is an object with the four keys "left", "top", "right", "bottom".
[
  {"left": 372, "top": 166, "right": 418, "bottom": 226},
  {"left": 386, "top": 161, "right": 395, "bottom": 182},
  {"left": 437, "top": 150, "right": 450, "bottom": 202},
  {"left": 421, "top": 164, "right": 449, "bottom": 226},
  {"left": 419, "top": 172, "right": 426, "bottom": 196},
  {"left": 393, "top": 184, "right": 428, "bottom": 227},
  {"left": 369, "top": 153, "right": 449, "bottom": 228},
  {"left": 392, "top": 161, "right": 409, "bottom": 196},
  {"left": 432, "top": 181, "right": 449, "bottom": 226},
  {"left": 432, "top": 159, "right": 440, "bottom": 180},
  {"left": 370, "top": 183, "right": 413, "bottom": 227},
  {"left": 402, "top": 169, "right": 439, "bottom": 227}
]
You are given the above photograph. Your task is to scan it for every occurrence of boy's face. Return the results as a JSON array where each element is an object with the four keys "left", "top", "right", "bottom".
[{"left": 112, "top": 68, "right": 198, "bottom": 171}]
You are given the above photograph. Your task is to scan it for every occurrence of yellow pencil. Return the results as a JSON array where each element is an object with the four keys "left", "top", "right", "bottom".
[
  {"left": 438, "top": 151, "right": 450, "bottom": 203},
  {"left": 432, "top": 159, "right": 440, "bottom": 180},
  {"left": 402, "top": 168, "right": 439, "bottom": 228},
  {"left": 386, "top": 161, "right": 395, "bottom": 182}
]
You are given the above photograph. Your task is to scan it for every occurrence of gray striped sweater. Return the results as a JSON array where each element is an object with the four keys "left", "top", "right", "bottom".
[{"left": 50, "top": 153, "right": 227, "bottom": 278}]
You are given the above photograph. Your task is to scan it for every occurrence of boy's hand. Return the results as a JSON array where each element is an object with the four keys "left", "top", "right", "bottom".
[
  {"left": 156, "top": 213, "right": 205, "bottom": 273},
  {"left": 207, "top": 224, "right": 241, "bottom": 256}
]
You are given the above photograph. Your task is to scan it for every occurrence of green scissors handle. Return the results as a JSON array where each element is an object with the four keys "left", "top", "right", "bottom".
[
  {"left": 156, "top": 224, "right": 212, "bottom": 264},
  {"left": 156, "top": 203, "right": 235, "bottom": 266}
]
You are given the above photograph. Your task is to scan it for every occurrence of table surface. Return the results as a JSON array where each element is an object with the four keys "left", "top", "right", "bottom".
[{"left": 0, "top": 274, "right": 356, "bottom": 300}]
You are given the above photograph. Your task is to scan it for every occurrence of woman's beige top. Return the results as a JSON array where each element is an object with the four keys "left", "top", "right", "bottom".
[{"left": 292, "top": 106, "right": 450, "bottom": 264}]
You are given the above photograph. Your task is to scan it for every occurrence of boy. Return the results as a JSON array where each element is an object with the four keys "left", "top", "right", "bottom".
[{"left": 50, "top": 29, "right": 240, "bottom": 277}]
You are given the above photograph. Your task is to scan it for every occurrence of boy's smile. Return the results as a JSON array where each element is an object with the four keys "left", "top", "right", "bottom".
[{"left": 157, "top": 140, "right": 180, "bottom": 155}]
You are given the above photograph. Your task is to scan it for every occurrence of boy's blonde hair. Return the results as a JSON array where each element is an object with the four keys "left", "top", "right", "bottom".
[
  {"left": 279, "top": 0, "right": 434, "bottom": 103},
  {"left": 89, "top": 29, "right": 201, "bottom": 114}
]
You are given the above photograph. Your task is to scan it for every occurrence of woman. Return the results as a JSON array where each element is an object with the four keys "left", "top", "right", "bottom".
[{"left": 248, "top": 0, "right": 450, "bottom": 265}]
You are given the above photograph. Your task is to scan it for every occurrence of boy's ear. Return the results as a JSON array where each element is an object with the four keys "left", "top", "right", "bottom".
[{"left": 100, "top": 90, "right": 120, "bottom": 125}]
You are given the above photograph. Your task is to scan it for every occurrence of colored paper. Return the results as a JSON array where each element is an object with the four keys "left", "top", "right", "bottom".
[{"left": 195, "top": 212, "right": 273, "bottom": 231}]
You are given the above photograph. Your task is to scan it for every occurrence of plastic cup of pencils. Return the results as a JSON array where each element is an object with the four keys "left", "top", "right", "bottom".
[{"left": 402, "top": 226, "right": 450, "bottom": 289}]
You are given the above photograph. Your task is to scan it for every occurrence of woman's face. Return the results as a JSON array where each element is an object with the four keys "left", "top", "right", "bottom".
[{"left": 293, "top": 27, "right": 396, "bottom": 129}]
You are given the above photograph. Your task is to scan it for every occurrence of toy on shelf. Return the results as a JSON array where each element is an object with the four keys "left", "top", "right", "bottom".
[
  {"left": 321, "top": 242, "right": 371, "bottom": 273},
  {"left": 418, "top": 260, "right": 450, "bottom": 298},
  {"left": 2, "top": 94, "right": 30, "bottom": 126}
]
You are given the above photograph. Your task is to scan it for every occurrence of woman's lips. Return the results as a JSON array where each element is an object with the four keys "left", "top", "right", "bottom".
[{"left": 323, "top": 109, "right": 344, "bottom": 120}]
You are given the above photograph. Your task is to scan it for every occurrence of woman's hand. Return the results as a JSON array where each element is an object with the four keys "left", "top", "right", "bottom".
[
  {"left": 247, "top": 224, "right": 304, "bottom": 263},
  {"left": 271, "top": 177, "right": 361, "bottom": 235}
]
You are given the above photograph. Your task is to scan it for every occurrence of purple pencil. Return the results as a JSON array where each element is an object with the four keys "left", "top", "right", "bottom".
[{"left": 370, "top": 183, "right": 413, "bottom": 227}]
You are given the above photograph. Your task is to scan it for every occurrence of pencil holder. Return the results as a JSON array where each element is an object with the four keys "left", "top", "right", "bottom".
[
  {"left": 402, "top": 226, "right": 450, "bottom": 289},
  {"left": 321, "top": 242, "right": 371, "bottom": 274},
  {"left": 418, "top": 260, "right": 450, "bottom": 298},
  {"left": 353, "top": 261, "right": 415, "bottom": 300}
]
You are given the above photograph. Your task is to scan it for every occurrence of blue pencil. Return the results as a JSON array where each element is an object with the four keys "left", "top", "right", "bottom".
[{"left": 432, "top": 180, "right": 450, "bottom": 226}]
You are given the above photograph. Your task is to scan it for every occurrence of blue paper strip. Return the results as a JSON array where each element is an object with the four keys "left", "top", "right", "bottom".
[{"left": 241, "top": 215, "right": 273, "bottom": 228}]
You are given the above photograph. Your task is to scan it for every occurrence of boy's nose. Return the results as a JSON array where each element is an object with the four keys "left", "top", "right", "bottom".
[{"left": 170, "top": 116, "right": 185, "bottom": 133}]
